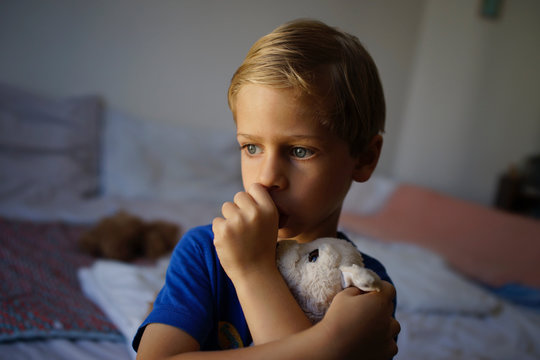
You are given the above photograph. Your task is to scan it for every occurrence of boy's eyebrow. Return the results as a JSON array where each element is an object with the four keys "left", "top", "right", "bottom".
[{"left": 237, "top": 133, "right": 326, "bottom": 142}]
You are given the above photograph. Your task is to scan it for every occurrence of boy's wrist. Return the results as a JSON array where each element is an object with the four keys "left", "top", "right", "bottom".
[
  {"left": 232, "top": 264, "right": 312, "bottom": 344},
  {"left": 227, "top": 261, "right": 281, "bottom": 289}
]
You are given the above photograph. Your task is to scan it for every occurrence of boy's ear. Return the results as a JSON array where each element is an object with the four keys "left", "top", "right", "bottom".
[{"left": 352, "top": 135, "right": 383, "bottom": 183}]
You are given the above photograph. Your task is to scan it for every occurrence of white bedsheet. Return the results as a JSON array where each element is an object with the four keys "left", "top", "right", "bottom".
[
  {"left": 397, "top": 305, "right": 540, "bottom": 359},
  {"left": 78, "top": 236, "right": 540, "bottom": 360},
  {"left": 0, "top": 339, "right": 131, "bottom": 360},
  {"left": 78, "top": 257, "right": 170, "bottom": 359}
]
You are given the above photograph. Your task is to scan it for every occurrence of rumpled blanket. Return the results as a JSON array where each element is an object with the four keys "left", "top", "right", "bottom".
[{"left": 0, "top": 217, "right": 124, "bottom": 342}]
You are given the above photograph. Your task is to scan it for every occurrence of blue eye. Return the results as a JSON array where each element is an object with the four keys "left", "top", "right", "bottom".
[
  {"left": 244, "top": 144, "right": 261, "bottom": 155},
  {"left": 291, "top": 147, "right": 313, "bottom": 159},
  {"left": 247, "top": 144, "right": 257, "bottom": 154}
]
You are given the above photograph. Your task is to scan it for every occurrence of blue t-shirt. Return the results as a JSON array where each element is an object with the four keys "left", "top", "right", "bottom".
[{"left": 132, "top": 224, "right": 394, "bottom": 351}]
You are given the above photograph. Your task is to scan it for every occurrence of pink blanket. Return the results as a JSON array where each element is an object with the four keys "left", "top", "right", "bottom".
[{"left": 340, "top": 184, "right": 540, "bottom": 288}]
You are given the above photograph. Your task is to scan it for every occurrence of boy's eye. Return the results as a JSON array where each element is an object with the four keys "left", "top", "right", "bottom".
[
  {"left": 243, "top": 144, "right": 261, "bottom": 155},
  {"left": 291, "top": 147, "right": 313, "bottom": 159}
]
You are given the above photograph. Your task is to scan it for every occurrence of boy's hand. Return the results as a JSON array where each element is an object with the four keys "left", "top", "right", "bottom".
[
  {"left": 212, "top": 183, "right": 280, "bottom": 280},
  {"left": 319, "top": 281, "right": 400, "bottom": 359},
  {"left": 213, "top": 183, "right": 312, "bottom": 343}
]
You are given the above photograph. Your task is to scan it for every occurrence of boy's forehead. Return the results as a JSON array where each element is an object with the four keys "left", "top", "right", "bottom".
[
  {"left": 233, "top": 85, "right": 341, "bottom": 145},
  {"left": 234, "top": 84, "right": 322, "bottom": 121},
  {"left": 234, "top": 85, "right": 340, "bottom": 145}
]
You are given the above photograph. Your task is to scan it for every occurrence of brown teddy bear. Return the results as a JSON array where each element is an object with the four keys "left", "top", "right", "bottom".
[{"left": 79, "top": 210, "right": 181, "bottom": 261}]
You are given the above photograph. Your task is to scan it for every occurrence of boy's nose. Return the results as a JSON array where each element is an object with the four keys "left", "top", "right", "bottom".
[{"left": 257, "top": 154, "right": 288, "bottom": 191}]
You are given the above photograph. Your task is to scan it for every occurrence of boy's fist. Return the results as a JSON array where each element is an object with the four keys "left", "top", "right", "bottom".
[{"left": 212, "top": 183, "right": 279, "bottom": 279}]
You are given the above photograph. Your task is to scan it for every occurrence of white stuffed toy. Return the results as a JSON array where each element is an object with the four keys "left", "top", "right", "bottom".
[{"left": 276, "top": 237, "right": 382, "bottom": 323}]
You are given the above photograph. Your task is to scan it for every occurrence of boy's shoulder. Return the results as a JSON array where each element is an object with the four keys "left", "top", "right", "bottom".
[
  {"left": 183, "top": 223, "right": 214, "bottom": 240},
  {"left": 172, "top": 223, "right": 215, "bottom": 258}
]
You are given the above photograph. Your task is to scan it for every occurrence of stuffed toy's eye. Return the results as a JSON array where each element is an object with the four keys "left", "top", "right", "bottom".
[{"left": 308, "top": 249, "right": 319, "bottom": 262}]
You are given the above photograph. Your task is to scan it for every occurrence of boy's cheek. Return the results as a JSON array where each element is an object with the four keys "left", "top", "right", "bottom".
[
  {"left": 239, "top": 161, "right": 251, "bottom": 187},
  {"left": 241, "top": 177, "right": 252, "bottom": 192},
  {"left": 240, "top": 167, "right": 258, "bottom": 191}
]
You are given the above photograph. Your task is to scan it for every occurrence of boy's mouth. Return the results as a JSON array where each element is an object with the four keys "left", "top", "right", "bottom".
[
  {"left": 266, "top": 188, "right": 288, "bottom": 229},
  {"left": 275, "top": 206, "right": 289, "bottom": 229},
  {"left": 278, "top": 212, "right": 289, "bottom": 229}
]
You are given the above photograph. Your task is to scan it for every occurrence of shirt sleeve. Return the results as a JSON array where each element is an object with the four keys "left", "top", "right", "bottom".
[{"left": 132, "top": 225, "right": 217, "bottom": 351}]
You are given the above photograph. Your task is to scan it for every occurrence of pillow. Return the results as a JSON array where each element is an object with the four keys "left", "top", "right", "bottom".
[
  {"left": 102, "top": 110, "right": 242, "bottom": 204},
  {"left": 348, "top": 233, "right": 501, "bottom": 315},
  {"left": 0, "top": 83, "right": 103, "bottom": 204}
]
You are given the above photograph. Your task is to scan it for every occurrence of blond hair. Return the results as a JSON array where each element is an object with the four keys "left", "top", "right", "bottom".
[{"left": 228, "top": 19, "right": 385, "bottom": 156}]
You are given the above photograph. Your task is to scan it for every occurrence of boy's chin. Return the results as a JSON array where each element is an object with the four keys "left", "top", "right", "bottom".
[
  {"left": 277, "top": 225, "right": 300, "bottom": 241},
  {"left": 277, "top": 227, "right": 291, "bottom": 239},
  {"left": 277, "top": 213, "right": 289, "bottom": 229}
]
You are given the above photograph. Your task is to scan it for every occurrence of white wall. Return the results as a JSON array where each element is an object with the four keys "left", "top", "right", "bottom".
[
  {"left": 394, "top": 0, "right": 540, "bottom": 204},
  {"left": 1, "top": 0, "right": 538, "bottom": 205},
  {"left": 0, "top": 0, "right": 424, "bottom": 177}
]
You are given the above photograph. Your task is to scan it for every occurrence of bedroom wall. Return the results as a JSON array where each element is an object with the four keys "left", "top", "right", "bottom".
[
  {"left": 393, "top": 0, "right": 540, "bottom": 204},
  {"left": 0, "top": 0, "right": 424, "bottom": 178},
  {"left": 1, "top": 1, "right": 539, "bottom": 206}
]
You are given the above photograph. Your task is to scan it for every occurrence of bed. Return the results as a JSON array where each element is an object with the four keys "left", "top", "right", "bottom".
[{"left": 1, "top": 82, "right": 539, "bottom": 359}]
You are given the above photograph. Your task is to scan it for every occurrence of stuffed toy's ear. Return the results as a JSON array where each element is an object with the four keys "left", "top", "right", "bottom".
[{"left": 340, "top": 264, "right": 382, "bottom": 292}]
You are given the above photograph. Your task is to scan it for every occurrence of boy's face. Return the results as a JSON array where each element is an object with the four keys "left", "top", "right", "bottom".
[{"left": 234, "top": 84, "right": 361, "bottom": 243}]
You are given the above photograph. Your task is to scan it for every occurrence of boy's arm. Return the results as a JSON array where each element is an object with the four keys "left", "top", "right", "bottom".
[
  {"left": 228, "top": 256, "right": 311, "bottom": 343},
  {"left": 136, "top": 324, "right": 199, "bottom": 358},
  {"left": 137, "top": 320, "right": 319, "bottom": 360},
  {"left": 212, "top": 183, "right": 312, "bottom": 344},
  {"left": 136, "top": 283, "right": 400, "bottom": 360}
]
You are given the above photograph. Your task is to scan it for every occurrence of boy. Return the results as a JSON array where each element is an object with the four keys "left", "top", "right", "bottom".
[{"left": 134, "top": 19, "right": 399, "bottom": 359}]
